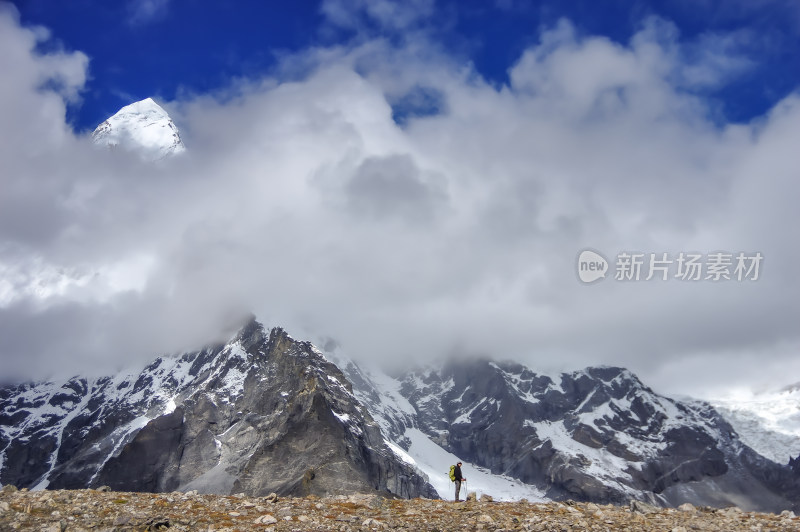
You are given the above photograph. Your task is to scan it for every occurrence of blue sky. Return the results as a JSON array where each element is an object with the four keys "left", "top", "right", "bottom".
[{"left": 10, "top": 0, "right": 800, "bottom": 131}]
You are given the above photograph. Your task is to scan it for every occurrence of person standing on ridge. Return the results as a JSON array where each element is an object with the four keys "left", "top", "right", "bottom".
[{"left": 454, "top": 462, "right": 466, "bottom": 501}]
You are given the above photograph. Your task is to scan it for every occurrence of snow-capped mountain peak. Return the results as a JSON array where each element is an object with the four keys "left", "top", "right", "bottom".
[
  {"left": 3, "top": 323, "right": 800, "bottom": 512},
  {"left": 709, "top": 386, "right": 800, "bottom": 464},
  {"left": 0, "top": 320, "right": 435, "bottom": 498},
  {"left": 92, "top": 97, "right": 185, "bottom": 160},
  {"left": 335, "top": 356, "right": 800, "bottom": 511}
]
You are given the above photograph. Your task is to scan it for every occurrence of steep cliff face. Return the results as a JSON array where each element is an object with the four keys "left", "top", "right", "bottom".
[
  {"left": 340, "top": 358, "right": 800, "bottom": 512},
  {"left": 3, "top": 327, "right": 799, "bottom": 510},
  {"left": 0, "top": 321, "right": 436, "bottom": 499}
]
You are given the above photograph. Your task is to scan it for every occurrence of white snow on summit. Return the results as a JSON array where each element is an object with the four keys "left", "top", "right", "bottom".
[
  {"left": 710, "top": 386, "right": 800, "bottom": 464},
  {"left": 92, "top": 97, "right": 185, "bottom": 160}
]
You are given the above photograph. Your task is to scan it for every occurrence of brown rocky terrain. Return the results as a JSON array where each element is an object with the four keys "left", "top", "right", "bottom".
[{"left": 0, "top": 485, "right": 798, "bottom": 531}]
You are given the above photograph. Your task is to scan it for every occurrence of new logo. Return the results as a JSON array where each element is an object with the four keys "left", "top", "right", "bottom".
[{"left": 577, "top": 249, "right": 608, "bottom": 284}]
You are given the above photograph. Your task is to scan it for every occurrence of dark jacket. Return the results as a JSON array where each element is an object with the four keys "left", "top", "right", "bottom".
[{"left": 454, "top": 465, "right": 463, "bottom": 481}]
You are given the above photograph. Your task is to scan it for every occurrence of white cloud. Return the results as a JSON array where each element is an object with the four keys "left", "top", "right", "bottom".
[
  {"left": 321, "top": 0, "right": 435, "bottom": 31},
  {"left": 127, "top": 0, "right": 172, "bottom": 25},
  {"left": 0, "top": 7, "right": 798, "bottom": 397},
  {"left": 0, "top": 5, "right": 87, "bottom": 155}
]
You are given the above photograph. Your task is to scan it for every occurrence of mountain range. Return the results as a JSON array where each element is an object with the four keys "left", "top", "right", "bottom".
[{"left": 2, "top": 317, "right": 799, "bottom": 512}]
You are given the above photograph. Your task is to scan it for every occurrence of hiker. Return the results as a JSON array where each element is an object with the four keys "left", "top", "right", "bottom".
[{"left": 453, "top": 462, "right": 466, "bottom": 501}]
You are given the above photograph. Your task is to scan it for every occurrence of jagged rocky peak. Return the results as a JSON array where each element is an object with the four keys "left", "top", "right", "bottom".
[
  {"left": 789, "top": 454, "right": 800, "bottom": 477},
  {"left": 232, "top": 315, "right": 269, "bottom": 354},
  {"left": 0, "top": 319, "right": 436, "bottom": 499},
  {"left": 335, "top": 356, "right": 800, "bottom": 512},
  {"left": 4, "top": 324, "right": 800, "bottom": 511},
  {"left": 92, "top": 97, "right": 185, "bottom": 160}
]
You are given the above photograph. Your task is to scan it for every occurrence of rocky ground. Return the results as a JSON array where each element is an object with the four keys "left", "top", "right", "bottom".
[{"left": 0, "top": 485, "right": 798, "bottom": 531}]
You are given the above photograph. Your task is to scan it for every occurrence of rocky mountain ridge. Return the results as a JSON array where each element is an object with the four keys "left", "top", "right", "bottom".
[
  {"left": 338, "top": 358, "right": 800, "bottom": 512},
  {"left": 2, "top": 319, "right": 800, "bottom": 513},
  {"left": 0, "top": 320, "right": 434, "bottom": 499}
]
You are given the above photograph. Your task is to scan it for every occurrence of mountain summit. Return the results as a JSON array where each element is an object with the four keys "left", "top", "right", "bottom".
[
  {"left": 338, "top": 358, "right": 800, "bottom": 512},
  {"left": 2, "top": 321, "right": 799, "bottom": 512},
  {"left": 92, "top": 97, "right": 185, "bottom": 159},
  {"left": 0, "top": 320, "right": 435, "bottom": 498}
]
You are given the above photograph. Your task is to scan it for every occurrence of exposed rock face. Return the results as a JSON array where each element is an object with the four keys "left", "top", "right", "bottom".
[
  {"left": 341, "top": 359, "right": 800, "bottom": 512},
  {"left": 98, "top": 409, "right": 185, "bottom": 493},
  {"left": 3, "top": 324, "right": 800, "bottom": 511},
  {"left": 0, "top": 320, "right": 436, "bottom": 499},
  {"left": 791, "top": 454, "right": 800, "bottom": 475}
]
